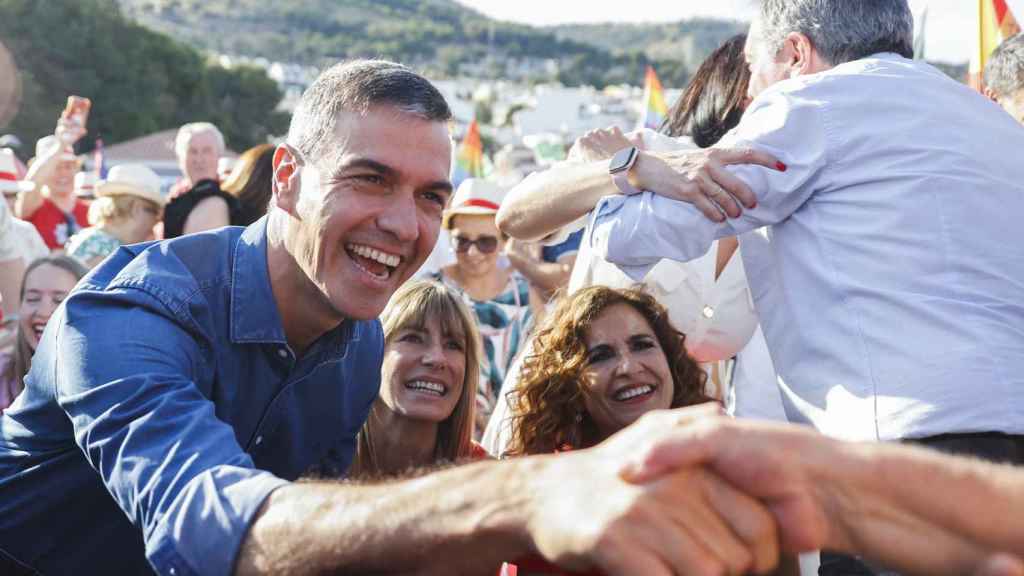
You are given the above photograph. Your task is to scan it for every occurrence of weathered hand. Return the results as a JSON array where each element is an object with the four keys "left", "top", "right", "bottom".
[
  {"left": 618, "top": 406, "right": 1024, "bottom": 576},
  {"left": 527, "top": 404, "right": 781, "bottom": 576},
  {"left": 619, "top": 408, "right": 828, "bottom": 553},
  {"left": 633, "top": 147, "right": 783, "bottom": 222}
]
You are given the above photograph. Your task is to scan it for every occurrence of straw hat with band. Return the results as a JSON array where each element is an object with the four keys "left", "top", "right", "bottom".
[
  {"left": 442, "top": 178, "right": 506, "bottom": 230},
  {"left": 0, "top": 148, "right": 34, "bottom": 195},
  {"left": 95, "top": 164, "right": 165, "bottom": 207}
]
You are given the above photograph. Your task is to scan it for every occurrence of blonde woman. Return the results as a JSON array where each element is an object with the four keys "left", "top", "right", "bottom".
[
  {"left": 66, "top": 164, "right": 164, "bottom": 268},
  {"left": 1, "top": 256, "right": 87, "bottom": 411},
  {"left": 348, "top": 280, "right": 486, "bottom": 479}
]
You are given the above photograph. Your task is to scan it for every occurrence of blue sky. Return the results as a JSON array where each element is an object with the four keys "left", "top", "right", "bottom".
[{"left": 458, "top": 0, "right": 1024, "bottom": 63}]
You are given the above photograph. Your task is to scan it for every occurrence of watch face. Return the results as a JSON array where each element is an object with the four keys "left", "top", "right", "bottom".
[{"left": 609, "top": 146, "right": 637, "bottom": 174}]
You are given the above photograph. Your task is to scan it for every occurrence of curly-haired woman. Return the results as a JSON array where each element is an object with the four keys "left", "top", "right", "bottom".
[{"left": 505, "top": 285, "right": 712, "bottom": 457}]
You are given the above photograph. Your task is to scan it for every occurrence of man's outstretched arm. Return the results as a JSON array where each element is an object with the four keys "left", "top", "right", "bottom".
[{"left": 237, "top": 410, "right": 785, "bottom": 576}]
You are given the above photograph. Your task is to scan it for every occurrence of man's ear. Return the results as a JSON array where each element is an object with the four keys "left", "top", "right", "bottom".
[
  {"left": 784, "top": 32, "right": 822, "bottom": 77},
  {"left": 272, "top": 144, "right": 301, "bottom": 216}
]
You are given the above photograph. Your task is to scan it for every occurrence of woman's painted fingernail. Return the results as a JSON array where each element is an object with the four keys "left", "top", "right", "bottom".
[{"left": 776, "top": 162, "right": 788, "bottom": 172}]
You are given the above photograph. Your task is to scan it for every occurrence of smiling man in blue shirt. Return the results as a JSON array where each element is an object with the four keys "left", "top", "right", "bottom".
[{"left": 0, "top": 61, "right": 793, "bottom": 576}]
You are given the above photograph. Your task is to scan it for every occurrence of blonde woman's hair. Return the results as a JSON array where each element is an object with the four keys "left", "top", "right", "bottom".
[
  {"left": 87, "top": 195, "right": 157, "bottom": 227},
  {"left": 349, "top": 280, "right": 481, "bottom": 478}
]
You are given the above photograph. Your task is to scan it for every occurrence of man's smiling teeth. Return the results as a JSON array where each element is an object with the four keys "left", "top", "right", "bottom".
[
  {"left": 406, "top": 380, "right": 446, "bottom": 396},
  {"left": 347, "top": 243, "right": 401, "bottom": 268},
  {"left": 615, "top": 385, "right": 654, "bottom": 401}
]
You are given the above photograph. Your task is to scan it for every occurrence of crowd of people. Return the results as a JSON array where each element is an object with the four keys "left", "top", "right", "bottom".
[{"left": 1, "top": 0, "right": 1024, "bottom": 574}]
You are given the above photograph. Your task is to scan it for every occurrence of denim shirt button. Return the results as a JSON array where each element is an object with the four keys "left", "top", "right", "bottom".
[
  {"left": 255, "top": 435, "right": 263, "bottom": 446},
  {"left": 277, "top": 348, "right": 288, "bottom": 359}
]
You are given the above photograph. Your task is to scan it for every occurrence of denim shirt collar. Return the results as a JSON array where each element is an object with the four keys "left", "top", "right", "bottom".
[
  {"left": 229, "top": 217, "right": 363, "bottom": 356},
  {"left": 230, "top": 217, "right": 288, "bottom": 344}
]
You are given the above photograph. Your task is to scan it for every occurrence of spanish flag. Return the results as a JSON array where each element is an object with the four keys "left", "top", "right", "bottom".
[
  {"left": 969, "top": 0, "right": 1021, "bottom": 90},
  {"left": 638, "top": 65, "right": 669, "bottom": 131},
  {"left": 452, "top": 119, "right": 485, "bottom": 187}
]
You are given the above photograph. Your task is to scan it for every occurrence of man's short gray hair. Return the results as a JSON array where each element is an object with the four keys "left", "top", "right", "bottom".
[
  {"left": 985, "top": 33, "right": 1024, "bottom": 97},
  {"left": 758, "top": 0, "right": 914, "bottom": 66},
  {"left": 174, "top": 122, "right": 225, "bottom": 160},
  {"left": 287, "top": 59, "right": 452, "bottom": 163}
]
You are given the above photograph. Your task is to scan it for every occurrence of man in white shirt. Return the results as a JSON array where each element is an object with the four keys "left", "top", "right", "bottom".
[
  {"left": 583, "top": 2, "right": 1024, "bottom": 570},
  {"left": 985, "top": 33, "right": 1024, "bottom": 124},
  {"left": 594, "top": 0, "right": 1024, "bottom": 442}
]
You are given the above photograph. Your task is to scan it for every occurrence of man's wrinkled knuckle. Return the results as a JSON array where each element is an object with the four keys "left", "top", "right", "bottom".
[{"left": 726, "top": 550, "right": 755, "bottom": 576}]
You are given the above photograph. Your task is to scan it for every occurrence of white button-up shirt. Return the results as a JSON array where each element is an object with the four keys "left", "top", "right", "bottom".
[{"left": 591, "top": 54, "right": 1024, "bottom": 441}]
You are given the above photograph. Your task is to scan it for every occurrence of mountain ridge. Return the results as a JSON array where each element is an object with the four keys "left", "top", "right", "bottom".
[{"left": 116, "top": 0, "right": 745, "bottom": 87}]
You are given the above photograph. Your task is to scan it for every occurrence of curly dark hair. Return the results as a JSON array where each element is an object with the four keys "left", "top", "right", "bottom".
[{"left": 505, "top": 286, "right": 712, "bottom": 456}]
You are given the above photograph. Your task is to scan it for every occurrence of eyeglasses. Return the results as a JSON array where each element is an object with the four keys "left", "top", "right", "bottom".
[{"left": 452, "top": 235, "right": 499, "bottom": 254}]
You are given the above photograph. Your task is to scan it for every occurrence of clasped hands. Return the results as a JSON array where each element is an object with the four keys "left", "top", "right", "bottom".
[{"left": 527, "top": 404, "right": 1023, "bottom": 576}]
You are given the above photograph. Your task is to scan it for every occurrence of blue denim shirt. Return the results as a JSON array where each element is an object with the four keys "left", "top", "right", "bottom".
[{"left": 0, "top": 218, "right": 383, "bottom": 575}]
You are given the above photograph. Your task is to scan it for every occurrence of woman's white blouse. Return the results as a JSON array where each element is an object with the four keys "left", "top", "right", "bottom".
[{"left": 481, "top": 130, "right": 760, "bottom": 455}]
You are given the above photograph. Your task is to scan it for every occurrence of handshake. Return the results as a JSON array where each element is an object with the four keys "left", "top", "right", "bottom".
[{"left": 524, "top": 404, "right": 1024, "bottom": 576}]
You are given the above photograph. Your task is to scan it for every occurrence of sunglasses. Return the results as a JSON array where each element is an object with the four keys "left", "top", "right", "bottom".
[{"left": 452, "top": 235, "right": 499, "bottom": 254}]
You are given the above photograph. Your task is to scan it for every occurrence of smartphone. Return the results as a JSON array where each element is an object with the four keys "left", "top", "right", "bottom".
[{"left": 60, "top": 96, "right": 91, "bottom": 142}]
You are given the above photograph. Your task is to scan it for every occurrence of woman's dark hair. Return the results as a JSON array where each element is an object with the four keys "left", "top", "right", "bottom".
[
  {"left": 221, "top": 144, "right": 275, "bottom": 226},
  {"left": 662, "top": 34, "right": 751, "bottom": 148},
  {"left": 4, "top": 255, "right": 88, "bottom": 403}
]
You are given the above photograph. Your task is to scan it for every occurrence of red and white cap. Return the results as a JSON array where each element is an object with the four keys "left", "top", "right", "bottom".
[
  {"left": 0, "top": 148, "right": 34, "bottom": 194},
  {"left": 442, "top": 178, "right": 505, "bottom": 229}
]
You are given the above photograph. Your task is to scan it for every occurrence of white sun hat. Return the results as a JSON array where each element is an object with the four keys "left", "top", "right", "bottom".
[
  {"left": 95, "top": 164, "right": 165, "bottom": 207},
  {"left": 442, "top": 178, "right": 506, "bottom": 230},
  {"left": 0, "top": 148, "right": 34, "bottom": 194}
]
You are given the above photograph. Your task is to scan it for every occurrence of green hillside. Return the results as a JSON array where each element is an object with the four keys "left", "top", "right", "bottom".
[
  {"left": 0, "top": 0, "right": 289, "bottom": 153},
  {"left": 117, "top": 0, "right": 743, "bottom": 87},
  {"left": 551, "top": 19, "right": 747, "bottom": 70}
]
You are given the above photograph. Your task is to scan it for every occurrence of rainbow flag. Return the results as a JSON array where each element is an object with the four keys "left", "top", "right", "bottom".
[
  {"left": 451, "top": 119, "right": 485, "bottom": 188},
  {"left": 969, "top": 0, "right": 1021, "bottom": 90},
  {"left": 93, "top": 138, "right": 107, "bottom": 179},
  {"left": 638, "top": 65, "right": 669, "bottom": 131}
]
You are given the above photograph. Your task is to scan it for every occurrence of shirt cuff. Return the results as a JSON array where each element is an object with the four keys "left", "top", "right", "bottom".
[
  {"left": 146, "top": 466, "right": 290, "bottom": 576},
  {"left": 589, "top": 195, "right": 656, "bottom": 282}
]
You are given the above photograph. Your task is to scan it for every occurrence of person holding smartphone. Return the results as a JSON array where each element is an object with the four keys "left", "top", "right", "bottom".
[{"left": 18, "top": 97, "right": 92, "bottom": 250}]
